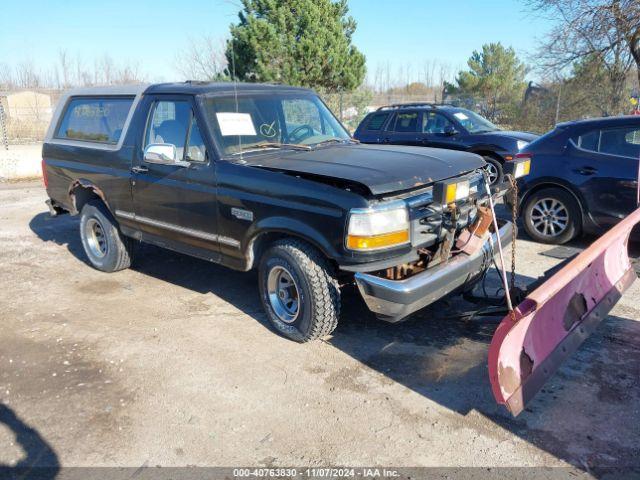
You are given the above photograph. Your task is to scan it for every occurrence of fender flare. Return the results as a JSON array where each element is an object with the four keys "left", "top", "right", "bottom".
[{"left": 243, "top": 216, "right": 340, "bottom": 270}]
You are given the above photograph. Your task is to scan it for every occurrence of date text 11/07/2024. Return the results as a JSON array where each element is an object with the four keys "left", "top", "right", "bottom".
[{"left": 232, "top": 468, "right": 401, "bottom": 478}]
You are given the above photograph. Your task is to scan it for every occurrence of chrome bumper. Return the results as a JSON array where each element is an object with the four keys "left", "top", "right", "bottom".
[{"left": 354, "top": 220, "right": 514, "bottom": 322}]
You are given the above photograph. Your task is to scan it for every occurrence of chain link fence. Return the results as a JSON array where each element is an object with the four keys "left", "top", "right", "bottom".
[
  {"left": 3, "top": 85, "right": 636, "bottom": 145},
  {"left": 0, "top": 89, "right": 61, "bottom": 145},
  {"left": 321, "top": 83, "right": 640, "bottom": 135},
  {"left": 320, "top": 91, "right": 520, "bottom": 134}
]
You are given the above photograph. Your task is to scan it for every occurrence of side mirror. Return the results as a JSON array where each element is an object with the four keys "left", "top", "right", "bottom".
[
  {"left": 444, "top": 125, "right": 459, "bottom": 136},
  {"left": 143, "top": 144, "right": 190, "bottom": 167}
]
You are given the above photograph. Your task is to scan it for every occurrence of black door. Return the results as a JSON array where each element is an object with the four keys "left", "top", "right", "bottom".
[
  {"left": 568, "top": 124, "right": 640, "bottom": 228},
  {"left": 130, "top": 95, "right": 219, "bottom": 256}
]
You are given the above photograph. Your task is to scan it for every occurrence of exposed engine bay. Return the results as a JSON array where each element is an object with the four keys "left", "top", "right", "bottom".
[{"left": 369, "top": 170, "right": 506, "bottom": 282}]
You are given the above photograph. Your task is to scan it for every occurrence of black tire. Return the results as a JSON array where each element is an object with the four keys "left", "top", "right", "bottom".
[
  {"left": 258, "top": 239, "right": 340, "bottom": 342},
  {"left": 79, "top": 200, "right": 135, "bottom": 272},
  {"left": 483, "top": 155, "right": 504, "bottom": 185},
  {"left": 522, "top": 188, "right": 581, "bottom": 244}
]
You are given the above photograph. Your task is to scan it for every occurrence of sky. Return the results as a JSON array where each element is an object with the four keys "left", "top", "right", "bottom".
[{"left": 0, "top": 0, "right": 552, "bottom": 85}]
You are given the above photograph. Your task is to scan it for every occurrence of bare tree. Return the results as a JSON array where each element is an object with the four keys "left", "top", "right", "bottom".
[
  {"left": 422, "top": 60, "right": 436, "bottom": 89},
  {"left": 610, "top": 0, "right": 640, "bottom": 85},
  {"left": 175, "top": 36, "right": 228, "bottom": 81},
  {"left": 0, "top": 63, "right": 14, "bottom": 89},
  {"left": 528, "top": 0, "right": 640, "bottom": 113},
  {"left": 57, "top": 50, "right": 72, "bottom": 89},
  {"left": 14, "top": 61, "right": 40, "bottom": 88}
]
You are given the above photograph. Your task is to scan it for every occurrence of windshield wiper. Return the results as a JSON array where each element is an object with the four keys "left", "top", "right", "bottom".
[
  {"left": 232, "top": 142, "right": 312, "bottom": 154},
  {"left": 252, "top": 142, "right": 312, "bottom": 151},
  {"left": 312, "top": 138, "right": 359, "bottom": 148}
]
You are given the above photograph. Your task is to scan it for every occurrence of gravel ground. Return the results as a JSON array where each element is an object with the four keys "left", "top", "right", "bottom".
[{"left": 1, "top": 181, "right": 639, "bottom": 474}]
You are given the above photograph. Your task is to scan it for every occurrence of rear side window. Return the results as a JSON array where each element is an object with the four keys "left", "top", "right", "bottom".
[
  {"left": 56, "top": 97, "right": 134, "bottom": 144},
  {"left": 576, "top": 129, "right": 599, "bottom": 151},
  {"left": 392, "top": 112, "right": 419, "bottom": 132},
  {"left": 365, "top": 113, "right": 389, "bottom": 131},
  {"left": 574, "top": 126, "right": 640, "bottom": 158},
  {"left": 600, "top": 127, "right": 640, "bottom": 157}
]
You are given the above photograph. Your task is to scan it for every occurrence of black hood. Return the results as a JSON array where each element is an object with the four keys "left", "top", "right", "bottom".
[{"left": 240, "top": 143, "right": 485, "bottom": 195}]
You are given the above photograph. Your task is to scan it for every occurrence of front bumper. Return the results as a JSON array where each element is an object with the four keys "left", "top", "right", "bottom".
[{"left": 354, "top": 219, "right": 514, "bottom": 322}]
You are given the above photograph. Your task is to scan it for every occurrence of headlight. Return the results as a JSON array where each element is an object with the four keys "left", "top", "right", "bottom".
[
  {"left": 516, "top": 140, "right": 529, "bottom": 151},
  {"left": 433, "top": 178, "right": 471, "bottom": 205},
  {"left": 347, "top": 203, "right": 409, "bottom": 251}
]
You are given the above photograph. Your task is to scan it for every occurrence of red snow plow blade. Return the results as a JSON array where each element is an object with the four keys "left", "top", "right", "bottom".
[{"left": 488, "top": 208, "right": 640, "bottom": 416}]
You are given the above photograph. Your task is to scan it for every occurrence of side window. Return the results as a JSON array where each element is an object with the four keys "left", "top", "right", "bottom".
[
  {"left": 145, "top": 100, "right": 191, "bottom": 160},
  {"left": 575, "top": 129, "right": 600, "bottom": 151},
  {"left": 422, "top": 111, "right": 454, "bottom": 134},
  {"left": 55, "top": 97, "right": 133, "bottom": 144},
  {"left": 393, "top": 112, "right": 419, "bottom": 132},
  {"left": 626, "top": 129, "right": 640, "bottom": 145},
  {"left": 599, "top": 127, "right": 640, "bottom": 158},
  {"left": 366, "top": 112, "right": 389, "bottom": 131}
]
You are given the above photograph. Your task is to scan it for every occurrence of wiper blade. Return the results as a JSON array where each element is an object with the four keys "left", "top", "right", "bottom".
[
  {"left": 312, "top": 138, "right": 359, "bottom": 148},
  {"left": 232, "top": 142, "right": 312, "bottom": 154},
  {"left": 254, "top": 142, "right": 312, "bottom": 151}
]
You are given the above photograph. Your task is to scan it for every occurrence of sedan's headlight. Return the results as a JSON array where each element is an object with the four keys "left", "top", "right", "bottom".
[
  {"left": 516, "top": 140, "right": 529, "bottom": 151},
  {"left": 347, "top": 203, "right": 409, "bottom": 251}
]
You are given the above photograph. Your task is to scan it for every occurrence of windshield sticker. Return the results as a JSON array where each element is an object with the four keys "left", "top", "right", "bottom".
[
  {"left": 216, "top": 112, "right": 257, "bottom": 136},
  {"left": 259, "top": 121, "right": 278, "bottom": 138},
  {"left": 453, "top": 112, "right": 469, "bottom": 120}
]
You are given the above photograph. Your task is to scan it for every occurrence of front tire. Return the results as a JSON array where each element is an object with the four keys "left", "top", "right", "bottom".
[
  {"left": 258, "top": 239, "right": 340, "bottom": 342},
  {"left": 522, "top": 188, "right": 581, "bottom": 244},
  {"left": 483, "top": 155, "right": 504, "bottom": 185},
  {"left": 79, "top": 200, "right": 135, "bottom": 272}
]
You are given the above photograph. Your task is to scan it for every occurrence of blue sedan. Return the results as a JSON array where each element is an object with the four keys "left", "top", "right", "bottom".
[{"left": 515, "top": 116, "right": 640, "bottom": 244}]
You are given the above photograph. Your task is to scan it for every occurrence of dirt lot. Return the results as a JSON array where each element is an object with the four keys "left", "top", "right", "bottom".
[{"left": 1, "top": 181, "right": 639, "bottom": 474}]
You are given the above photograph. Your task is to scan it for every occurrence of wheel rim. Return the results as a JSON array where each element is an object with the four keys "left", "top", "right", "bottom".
[
  {"left": 85, "top": 218, "right": 108, "bottom": 258},
  {"left": 267, "top": 266, "right": 300, "bottom": 324},
  {"left": 530, "top": 197, "right": 569, "bottom": 238},
  {"left": 485, "top": 162, "right": 499, "bottom": 184}
]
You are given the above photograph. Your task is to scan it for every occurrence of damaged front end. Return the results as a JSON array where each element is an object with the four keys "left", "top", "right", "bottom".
[
  {"left": 488, "top": 207, "right": 640, "bottom": 416},
  {"left": 354, "top": 170, "right": 515, "bottom": 322}
]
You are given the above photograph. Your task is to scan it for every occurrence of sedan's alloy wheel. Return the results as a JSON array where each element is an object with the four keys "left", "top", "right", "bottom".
[{"left": 530, "top": 197, "right": 569, "bottom": 238}]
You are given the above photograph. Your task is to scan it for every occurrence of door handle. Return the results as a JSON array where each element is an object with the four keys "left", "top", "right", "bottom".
[
  {"left": 131, "top": 166, "right": 149, "bottom": 174},
  {"left": 574, "top": 166, "right": 597, "bottom": 176}
]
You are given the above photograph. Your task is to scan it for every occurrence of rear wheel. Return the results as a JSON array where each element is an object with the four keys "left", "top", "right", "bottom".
[
  {"left": 79, "top": 200, "right": 135, "bottom": 272},
  {"left": 259, "top": 239, "right": 340, "bottom": 342},
  {"left": 522, "top": 188, "right": 581, "bottom": 244}
]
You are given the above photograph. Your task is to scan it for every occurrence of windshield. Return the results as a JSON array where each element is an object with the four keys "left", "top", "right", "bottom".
[
  {"left": 451, "top": 109, "right": 500, "bottom": 134},
  {"left": 202, "top": 92, "right": 351, "bottom": 155}
]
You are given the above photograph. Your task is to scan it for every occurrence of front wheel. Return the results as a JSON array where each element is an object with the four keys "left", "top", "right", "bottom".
[
  {"left": 258, "top": 239, "right": 341, "bottom": 342},
  {"left": 483, "top": 156, "right": 504, "bottom": 185},
  {"left": 522, "top": 188, "right": 581, "bottom": 244}
]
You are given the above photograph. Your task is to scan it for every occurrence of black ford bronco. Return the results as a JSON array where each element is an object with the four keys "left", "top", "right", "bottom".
[{"left": 43, "top": 82, "right": 527, "bottom": 342}]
